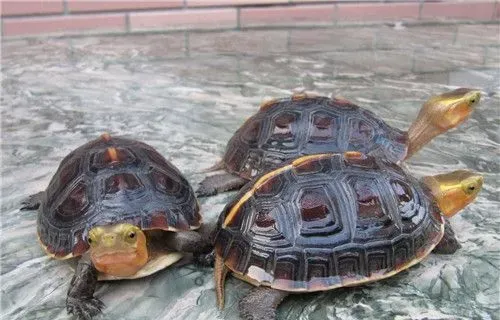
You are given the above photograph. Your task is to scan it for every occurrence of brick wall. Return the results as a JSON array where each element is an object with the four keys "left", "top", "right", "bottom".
[{"left": 1, "top": 0, "right": 499, "bottom": 38}]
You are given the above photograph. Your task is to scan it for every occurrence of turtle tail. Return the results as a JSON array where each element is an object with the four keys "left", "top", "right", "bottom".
[{"left": 214, "top": 253, "right": 229, "bottom": 309}]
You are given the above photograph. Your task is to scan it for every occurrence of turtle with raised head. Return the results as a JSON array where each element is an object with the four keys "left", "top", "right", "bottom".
[
  {"left": 21, "top": 134, "right": 213, "bottom": 320},
  {"left": 213, "top": 152, "right": 483, "bottom": 320},
  {"left": 197, "top": 88, "right": 481, "bottom": 197}
]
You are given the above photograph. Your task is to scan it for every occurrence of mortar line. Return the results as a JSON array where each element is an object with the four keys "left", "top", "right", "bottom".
[{"left": 63, "top": 0, "right": 69, "bottom": 15}]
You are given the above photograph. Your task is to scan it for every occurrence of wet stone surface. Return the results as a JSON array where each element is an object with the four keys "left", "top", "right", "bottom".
[{"left": 1, "top": 24, "right": 499, "bottom": 320}]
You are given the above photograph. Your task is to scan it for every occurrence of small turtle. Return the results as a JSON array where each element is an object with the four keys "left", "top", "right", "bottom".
[
  {"left": 197, "top": 88, "right": 480, "bottom": 197},
  {"left": 213, "top": 152, "right": 482, "bottom": 320},
  {"left": 21, "top": 134, "right": 212, "bottom": 320}
]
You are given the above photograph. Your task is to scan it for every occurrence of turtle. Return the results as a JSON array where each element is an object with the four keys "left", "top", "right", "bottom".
[
  {"left": 196, "top": 88, "right": 481, "bottom": 197},
  {"left": 20, "top": 133, "right": 213, "bottom": 320},
  {"left": 213, "top": 152, "right": 483, "bottom": 320}
]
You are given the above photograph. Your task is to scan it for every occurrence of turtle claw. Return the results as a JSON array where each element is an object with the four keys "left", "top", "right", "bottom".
[
  {"left": 66, "top": 296, "right": 105, "bottom": 320},
  {"left": 20, "top": 191, "right": 44, "bottom": 210}
]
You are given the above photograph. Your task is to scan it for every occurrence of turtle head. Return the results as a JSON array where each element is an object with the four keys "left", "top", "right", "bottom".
[
  {"left": 423, "top": 170, "right": 483, "bottom": 218},
  {"left": 87, "top": 223, "right": 148, "bottom": 277},
  {"left": 406, "top": 88, "right": 481, "bottom": 159}
]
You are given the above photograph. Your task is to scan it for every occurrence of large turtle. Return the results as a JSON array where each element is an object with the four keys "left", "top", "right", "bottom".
[
  {"left": 197, "top": 88, "right": 480, "bottom": 197},
  {"left": 213, "top": 152, "right": 483, "bottom": 320},
  {"left": 21, "top": 134, "right": 212, "bottom": 320}
]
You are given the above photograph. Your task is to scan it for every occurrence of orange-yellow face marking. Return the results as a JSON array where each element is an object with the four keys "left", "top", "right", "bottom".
[
  {"left": 101, "top": 132, "right": 111, "bottom": 142},
  {"left": 222, "top": 153, "right": 334, "bottom": 228},
  {"left": 105, "top": 147, "right": 119, "bottom": 163},
  {"left": 88, "top": 224, "right": 148, "bottom": 277}
]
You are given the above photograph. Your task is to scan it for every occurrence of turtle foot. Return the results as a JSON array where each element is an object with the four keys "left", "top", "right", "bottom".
[
  {"left": 66, "top": 296, "right": 105, "bottom": 320},
  {"left": 20, "top": 191, "right": 44, "bottom": 210},
  {"left": 194, "top": 250, "right": 215, "bottom": 268}
]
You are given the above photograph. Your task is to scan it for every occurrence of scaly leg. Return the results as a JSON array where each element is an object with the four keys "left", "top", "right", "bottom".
[
  {"left": 433, "top": 219, "right": 461, "bottom": 254},
  {"left": 20, "top": 191, "right": 44, "bottom": 210},
  {"left": 239, "top": 286, "right": 289, "bottom": 320},
  {"left": 164, "top": 219, "right": 216, "bottom": 255},
  {"left": 196, "top": 172, "right": 247, "bottom": 197}
]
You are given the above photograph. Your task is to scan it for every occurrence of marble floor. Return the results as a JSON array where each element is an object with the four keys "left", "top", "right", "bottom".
[{"left": 1, "top": 23, "right": 499, "bottom": 320}]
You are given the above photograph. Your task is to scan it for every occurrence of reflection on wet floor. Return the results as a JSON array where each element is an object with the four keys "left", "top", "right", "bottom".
[{"left": 1, "top": 24, "right": 499, "bottom": 320}]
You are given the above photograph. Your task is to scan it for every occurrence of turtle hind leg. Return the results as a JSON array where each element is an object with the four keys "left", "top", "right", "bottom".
[
  {"left": 239, "top": 286, "right": 289, "bottom": 320},
  {"left": 20, "top": 191, "right": 44, "bottom": 210},
  {"left": 193, "top": 249, "right": 215, "bottom": 268},
  {"left": 433, "top": 220, "right": 461, "bottom": 254},
  {"left": 196, "top": 172, "right": 247, "bottom": 197}
]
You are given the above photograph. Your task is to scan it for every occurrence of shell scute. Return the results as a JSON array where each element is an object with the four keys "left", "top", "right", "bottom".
[
  {"left": 308, "top": 111, "right": 338, "bottom": 142},
  {"left": 366, "top": 247, "right": 392, "bottom": 276},
  {"left": 149, "top": 167, "right": 181, "bottom": 195},
  {"left": 265, "top": 111, "right": 301, "bottom": 151},
  {"left": 274, "top": 254, "right": 302, "bottom": 283},
  {"left": 348, "top": 118, "right": 376, "bottom": 147},
  {"left": 104, "top": 173, "right": 143, "bottom": 195},
  {"left": 89, "top": 147, "right": 138, "bottom": 173},
  {"left": 336, "top": 248, "right": 365, "bottom": 278},
  {"left": 241, "top": 120, "right": 261, "bottom": 145},
  {"left": 254, "top": 174, "right": 284, "bottom": 197},
  {"left": 55, "top": 180, "right": 90, "bottom": 223},
  {"left": 297, "top": 186, "right": 338, "bottom": 235},
  {"left": 392, "top": 237, "right": 414, "bottom": 269}
]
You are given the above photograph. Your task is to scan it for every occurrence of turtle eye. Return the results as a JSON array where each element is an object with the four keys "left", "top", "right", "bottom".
[
  {"left": 87, "top": 236, "right": 96, "bottom": 245},
  {"left": 464, "top": 183, "right": 477, "bottom": 195},
  {"left": 125, "top": 229, "right": 137, "bottom": 243}
]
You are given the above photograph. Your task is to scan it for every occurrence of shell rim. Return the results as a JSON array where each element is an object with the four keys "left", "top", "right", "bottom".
[
  {"left": 38, "top": 223, "right": 201, "bottom": 260},
  {"left": 223, "top": 220, "right": 445, "bottom": 292}
]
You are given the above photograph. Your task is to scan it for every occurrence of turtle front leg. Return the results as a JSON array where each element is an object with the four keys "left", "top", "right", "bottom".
[
  {"left": 196, "top": 172, "right": 247, "bottom": 197},
  {"left": 433, "top": 219, "right": 461, "bottom": 254},
  {"left": 165, "top": 231, "right": 214, "bottom": 267},
  {"left": 165, "top": 231, "right": 211, "bottom": 253},
  {"left": 66, "top": 255, "right": 104, "bottom": 320},
  {"left": 239, "top": 286, "right": 289, "bottom": 320},
  {"left": 193, "top": 249, "right": 215, "bottom": 268},
  {"left": 20, "top": 191, "right": 44, "bottom": 210}
]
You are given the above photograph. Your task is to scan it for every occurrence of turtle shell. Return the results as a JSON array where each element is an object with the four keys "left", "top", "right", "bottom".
[
  {"left": 38, "top": 134, "right": 201, "bottom": 259},
  {"left": 223, "top": 95, "right": 408, "bottom": 180},
  {"left": 215, "top": 152, "right": 444, "bottom": 292}
]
